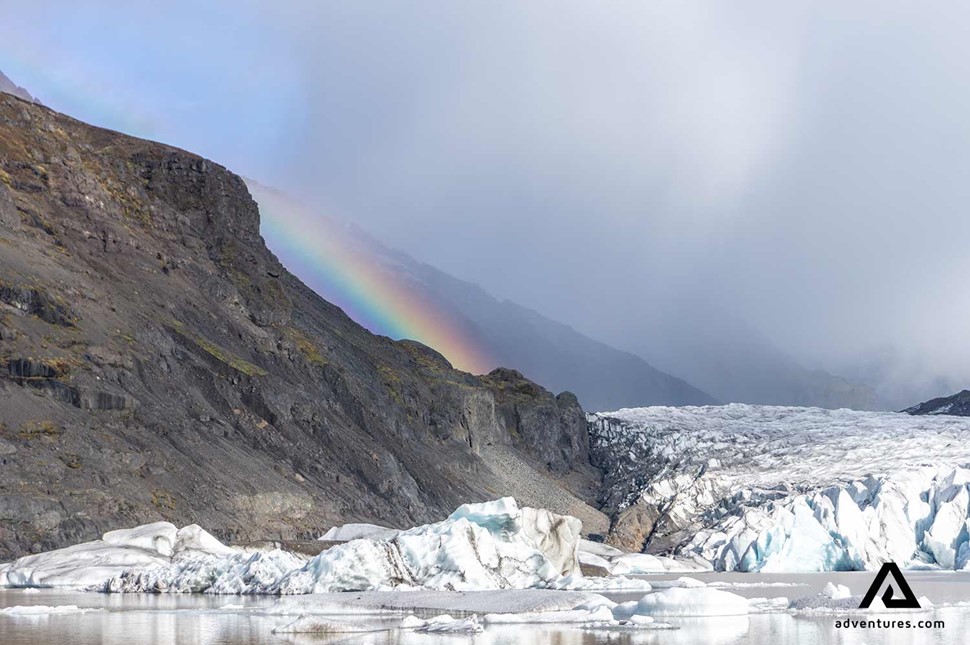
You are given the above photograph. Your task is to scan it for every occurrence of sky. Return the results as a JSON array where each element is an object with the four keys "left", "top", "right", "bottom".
[{"left": 2, "top": 1, "right": 969, "bottom": 406}]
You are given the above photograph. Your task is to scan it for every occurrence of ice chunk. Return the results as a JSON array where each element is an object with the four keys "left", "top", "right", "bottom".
[
  {"left": 5, "top": 498, "right": 586, "bottom": 594},
  {"left": 631, "top": 588, "right": 750, "bottom": 617},
  {"left": 272, "top": 616, "right": 389, "bottom": 634},
  {"left": 1, "top": 523, "right": 238, "bottom": 590},
  {"left": 611, "top": 553, "right": 666, "bottom": 574},
  {"left": 823, "top": 582, "right": 852, "bottom": 599},
  {"left": 275, "top": 498, "right": 579, "bottom": 593},
  {"left": 484, "top": 605, "right": 615, "bottom": 624},
  {"left": 1, "top": 540, "right": 170, "bottom": 588},
  {"left": 1, "top": 605, "right": 103, "bottom": 615},
  {"left": 650, "top": 576, "right": 707, "bottom": 588},
  {"left": 578, "top": 539, "right": 625, "bottom": 558},
  {"left": 401, "top": 614, "right": 483, "bottom": 633},
  {"left": 175, "top": 525, "right": 235, "bottom": 556}
]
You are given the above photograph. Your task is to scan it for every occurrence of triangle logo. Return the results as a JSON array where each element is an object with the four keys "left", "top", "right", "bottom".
[{"left": 858, "top": 562, "right": 921, "bottom": 609}]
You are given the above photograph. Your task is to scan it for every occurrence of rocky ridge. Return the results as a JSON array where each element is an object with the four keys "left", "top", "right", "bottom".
[{"left": 904, "top": 389, "right": 970, "bottom": 417}]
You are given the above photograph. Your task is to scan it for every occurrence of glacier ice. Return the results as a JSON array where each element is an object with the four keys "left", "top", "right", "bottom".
[
  {"left": 319, "top": 523, "right": 400, "bottom": 542},
  {"left": 590, "top": 404, "right": 970, "bottom": 571},
  {"left": 0, "top": 498, "right": 598, "bottom": 594},
  {"left": 0, "top": 522, "right": 230, "bottom": 589},
  {"left": 273, "top": 498, "right": 580, "bottom": 593}
]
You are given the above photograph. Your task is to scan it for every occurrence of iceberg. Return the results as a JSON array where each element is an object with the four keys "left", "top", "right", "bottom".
[
  {"left": 1, "top": 605, "right": 103, "bottom": 615},
  {"left": 274, "top": 498, "right": 580, "bottom": 594},
  {"left": 0, "top": 498, "right": 591, "bottom": 594},
  {"left": 627, "top": 587, "right": 750, "bottom": 617},
  {"left": 400, "top": 613, "right": 484, "bottom": 633},
  {"left": 0, "top": 522, "right": 230, "bottom": 589}
]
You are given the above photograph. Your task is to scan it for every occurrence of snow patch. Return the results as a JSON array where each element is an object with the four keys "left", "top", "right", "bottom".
[{"left": 319, "top": 523, "right": 400, "bottom": 542}]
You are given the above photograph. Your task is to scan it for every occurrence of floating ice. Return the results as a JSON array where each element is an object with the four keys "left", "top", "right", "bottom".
[
  {"left": 274, "top": 498, "right": 580, "bottom": 594},
  {"left": 0, "top": 523, "right": 229, "bottom": 589},
  {"left": 1, "top": 498, "right": 590, "bottom": 594},
  {"left": 272, "top": 616, "right": 389, "bottom": 634},
  {"left": 1, "top": 605, "right": 103, "bottom": 615},
  {"left": 628, "top": 587, "right": 750, "bottom": 617},
  {"left": 401, "top": 613, "right": 484, "bottom": 633},
  {"left": 578, "top": 539, "right": 708, "bottom": 576}
]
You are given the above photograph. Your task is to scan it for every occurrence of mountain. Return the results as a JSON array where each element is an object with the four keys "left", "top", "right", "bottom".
[
  {"left": 249, "top": 185, "right": 716, "bottom": 412},
  {"left": 588, "top": 404, "right": 970, "bottom": 570},
  {"left": 904, "top": 389, "right": 970, "bottom": 417},
  {"left": 635, "top": 310, "right": 878, "bottom": 410},
  {"left": 0, "top": 70, "right": 36, "bottom": 103},
  {"left": 0, "top": 91, "right": 609, "bottom": 559}
]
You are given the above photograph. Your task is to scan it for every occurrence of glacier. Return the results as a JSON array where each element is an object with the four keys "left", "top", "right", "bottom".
[{"left": 589, "top": 404, "right": 970, "bottom": 571}]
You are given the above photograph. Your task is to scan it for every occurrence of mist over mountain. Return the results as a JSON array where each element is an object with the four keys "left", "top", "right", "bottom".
[
  {"left": 632, "top": 307, "right": 878, "bottom": 410},
  {"left": 6, "top": 2, "right": 969, "bottom": 410},
  {"left": 249, "top": 184, "right": 716, "bottom": 412}
]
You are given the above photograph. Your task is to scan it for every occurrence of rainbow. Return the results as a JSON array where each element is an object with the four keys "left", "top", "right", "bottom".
[
  {"left": 0, "top": 57, "right": 490, "bottom": 373},
  {"left": 253, "top": 186, "right": 493, "bottom": 374}
]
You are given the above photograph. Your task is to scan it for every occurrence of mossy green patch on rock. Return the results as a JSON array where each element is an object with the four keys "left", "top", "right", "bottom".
[
  {"left": 167, "top": 320, "right": 268, "bottom": 377},
  {"left": 285, "top": 327, "right": 327, "bottom": 366},
  {"left": 18, "top": 419, "right": 61, "bottom": 439}
]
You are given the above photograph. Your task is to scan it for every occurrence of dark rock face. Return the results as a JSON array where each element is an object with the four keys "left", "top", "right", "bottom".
[
  {"left": 0, "top": 94, "right": 605, "bottom": 559},
  {"left": 904, "top": 390, "right": 970, "bottom": 417}
]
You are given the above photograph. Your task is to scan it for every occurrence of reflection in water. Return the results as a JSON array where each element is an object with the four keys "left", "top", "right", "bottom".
[{"left": 1, "top": 585, "right": 969, "bottom": 645}]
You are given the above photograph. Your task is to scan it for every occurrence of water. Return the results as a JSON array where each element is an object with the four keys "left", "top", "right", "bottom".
[{"left": 2, "top": 572, "right": 969, "bottom": 644}]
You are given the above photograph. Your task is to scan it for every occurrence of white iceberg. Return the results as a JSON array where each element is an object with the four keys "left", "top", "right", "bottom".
[
  {"left": 0, "top": 522, "right": 230, "bottom": 589},
  {"left": 274, "top": 498, "right": 580, "bottom": 593},
  {"left": 1, "top": 604, "right": 103, "bottom": 616},
  {"left": 625, "top": 587, "right": 750, "bottom": 617},
  {"left": 0, "top": 498, "right": 590, "bottom": 594},
  {"left": 272, "top": 616, "right": 389, "bottom": 634},
  {"left": 400, "top": 613, "right": 484, "bottom": 633}
]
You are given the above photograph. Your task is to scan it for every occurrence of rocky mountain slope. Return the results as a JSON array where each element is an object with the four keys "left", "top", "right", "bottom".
[
  {"left": 904, "top": 389, "right": 970, "bottom": 417},
  {"left": 251, "top": 184, "right": 715, "bottom": 412},
  {"left": 0, "top": 93, "right": 607, "bottom": 560}
]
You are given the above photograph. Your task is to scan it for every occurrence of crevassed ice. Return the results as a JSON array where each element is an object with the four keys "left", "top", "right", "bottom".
[{"left": 590, "top": 404, "right": 970, "bottom": 571}]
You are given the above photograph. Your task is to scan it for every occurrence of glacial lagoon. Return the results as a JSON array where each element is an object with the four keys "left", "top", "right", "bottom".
[{"left": 3, "top": 572, "right": 970, "bottom": 645}]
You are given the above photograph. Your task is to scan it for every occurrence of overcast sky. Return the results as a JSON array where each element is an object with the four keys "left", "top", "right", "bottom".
[{"left": 3, "top": 1, "right": 969, "bottom": 401}]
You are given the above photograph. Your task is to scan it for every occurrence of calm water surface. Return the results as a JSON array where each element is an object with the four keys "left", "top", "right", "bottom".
[{"left": 2, "top": 572, "right": 969, "bottom": 644}]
